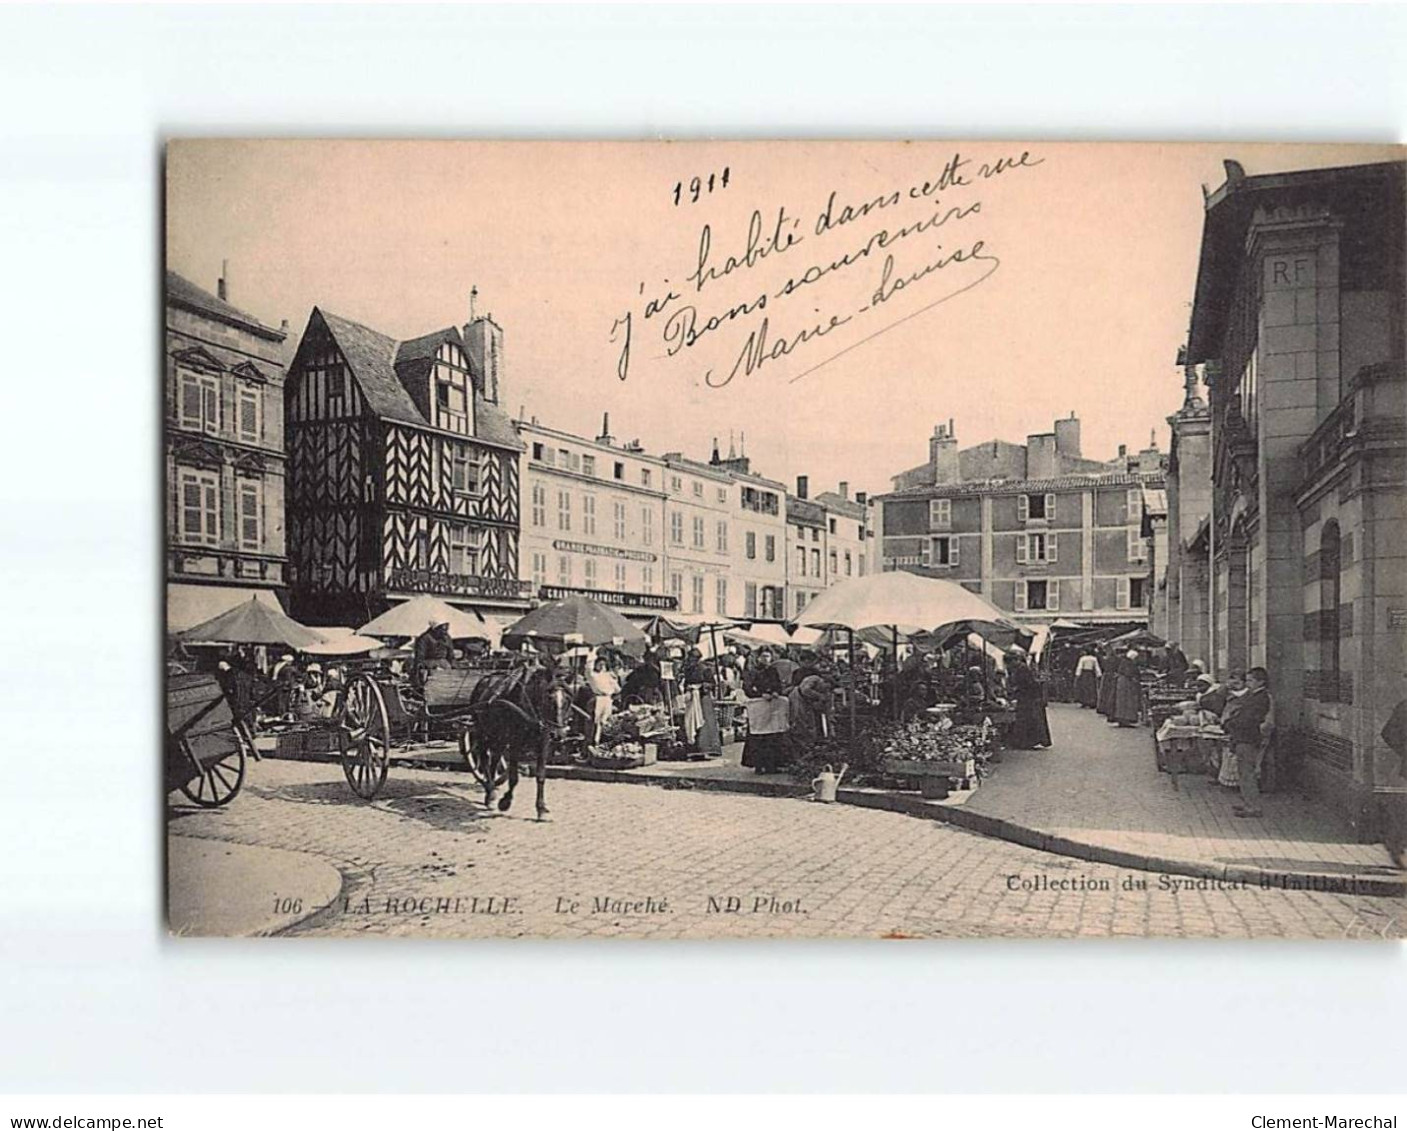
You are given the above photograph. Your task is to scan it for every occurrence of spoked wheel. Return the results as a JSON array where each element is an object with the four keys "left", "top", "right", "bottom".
[
  {"left": 341, "top": 675, "right": 391, "bottom": 800},
  {"left": 460, "top": 724, "right": 508, "bottom": 790},
  {"left": 178, "top": 728, "right": 249, "bottom": 809}
]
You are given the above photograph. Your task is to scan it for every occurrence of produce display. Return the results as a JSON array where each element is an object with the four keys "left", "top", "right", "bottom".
[
  {"left": 879, "top": 716, "right": 997, "bottom": 780},
  {"left": 591, "top": 704, "right": 676, "bottom": 768}
]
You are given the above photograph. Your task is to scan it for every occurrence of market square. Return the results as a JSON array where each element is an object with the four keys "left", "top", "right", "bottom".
[{"left": 163, "top": 141, "right": 1407, "bottom": 939}]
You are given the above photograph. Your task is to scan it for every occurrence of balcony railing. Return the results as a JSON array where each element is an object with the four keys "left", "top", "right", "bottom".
[{"left": 1298, "top": 361, "right": 1405, "bottom": 488}]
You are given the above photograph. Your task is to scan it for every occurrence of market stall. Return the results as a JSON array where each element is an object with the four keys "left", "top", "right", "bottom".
[{"left": 1154, "top": 700, "right": 1230, "bottom": 783}]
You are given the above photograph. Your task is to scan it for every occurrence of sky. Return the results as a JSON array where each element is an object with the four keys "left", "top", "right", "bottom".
[{"left": 166, "top": 140, "right": 1401, "bottom": 500}]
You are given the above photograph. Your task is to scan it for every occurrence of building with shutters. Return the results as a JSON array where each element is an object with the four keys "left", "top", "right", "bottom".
[
  {"left": 516, "top": 414, "right": 674, "bottom": 619},
  {"left": 165, "top": 269, "right": 292, "bottom": 633},
  {"left": 1184, "top": 157, "right": 1405, "bottom": 836},
  {"left": 283, "top": 295, "right": 530, "bottom": 631},
  {"left": 786, "top": 477, "right": 875, "bottom": 618},
  {"left": 876, "top": 414, "right": 1166, "bottom": 626}
]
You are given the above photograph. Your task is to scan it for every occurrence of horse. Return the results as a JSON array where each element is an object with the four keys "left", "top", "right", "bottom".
[{"left": 466, "top": 665, "right": 576, "bottom": 821}]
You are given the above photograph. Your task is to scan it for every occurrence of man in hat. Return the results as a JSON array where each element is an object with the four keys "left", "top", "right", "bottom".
[
  {"left": 272, "top": 652, "right": 299, "bottom": 718},
  {"left": 1222, "top": 666, "right": 1273, "bottom": 817},
  {"left": 412, "top": 621, "right": 454, "bottom": 688}
]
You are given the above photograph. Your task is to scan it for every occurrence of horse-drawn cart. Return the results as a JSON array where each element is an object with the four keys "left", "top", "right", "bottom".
[
  {"left": 273, "top": 665, "right": 500, "bottom": 801},
  {"left": 166, "top": 672, "right": 252, "bottom": 808}
]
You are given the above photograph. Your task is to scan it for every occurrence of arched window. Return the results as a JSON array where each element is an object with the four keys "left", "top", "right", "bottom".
[{"left": 1320, "top": 521, "right": 1341, "bottom": 702}]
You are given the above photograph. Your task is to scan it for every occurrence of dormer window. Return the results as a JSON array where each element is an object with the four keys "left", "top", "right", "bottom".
[
  {"left": 436, "top": 381, "right": 468, "bottom": 434},
  {"left": 433, "top": 343, "right": 472, "bottom": 435}
]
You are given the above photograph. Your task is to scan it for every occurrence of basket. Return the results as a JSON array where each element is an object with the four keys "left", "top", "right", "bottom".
[{"left": 589, "top": 751, "right": 646, "bottom": 771}]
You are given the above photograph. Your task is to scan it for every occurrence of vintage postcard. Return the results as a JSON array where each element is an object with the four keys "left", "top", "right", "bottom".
[{"left": 163, "top": 140, "right": 1407, "bottom": 939}]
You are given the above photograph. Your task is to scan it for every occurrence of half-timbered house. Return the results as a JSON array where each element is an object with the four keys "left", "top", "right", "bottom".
[
  {"left": 285, "top": 306, "right": 529, "bottom": 630},
  {"left": 165, "top": 270, "right": 291, "bottom": 632}
]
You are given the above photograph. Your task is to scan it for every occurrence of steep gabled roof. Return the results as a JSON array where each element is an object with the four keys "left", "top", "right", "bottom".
[
  {"left": 318, "top": 309, "right": 421, "bottom": 422},
  {"left": 167, "top": 271, "right": 287, "bottom": 342},
  {"left": 313, "top": 309, "right": 523, "bottom": 451}
]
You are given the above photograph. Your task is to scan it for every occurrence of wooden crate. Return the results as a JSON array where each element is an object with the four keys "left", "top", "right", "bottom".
[{"left": 884, "top": 757, "right": 975, "bottom": 779}]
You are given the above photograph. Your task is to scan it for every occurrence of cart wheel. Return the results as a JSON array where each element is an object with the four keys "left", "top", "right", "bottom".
[
  {"left": 341, "top": 675, "right": 391, "bottom": 800},
  {"left": 178, "top": 728, "right": 249, "bottom": 809},
  {"left": 460, "top": 725, "right": 508, "bottom": 789}
]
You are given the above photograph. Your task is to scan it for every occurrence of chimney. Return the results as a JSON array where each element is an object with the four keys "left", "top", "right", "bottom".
[
  {"left": 796, "top": 475, "right": 809, "bottom": 499},
  {"left": 1138, "top": 430, "right": 1162, "bottom": 474},
  {"left": 929, "top": 422, "right": 959, "bottom": 485},
  {"left": 839, "top": 481, "right": 849, "bottom": 499},
  {"left": 217, "top": 259, "right": 229, "bottom": 301},
  {"left": 710, "top": 437, "right": 721, "bottom": 465},
  {"left": 1054, "top": 412, "right": 1081, "bottom": 462},
  {"left": 598, "top": 412, "right": 615, "bottom": 446},
  {"left": 1117, "top": 443, "right": 1128, "bottom": 462},
  {"left": 1026, "top": 433, "right": 1057, "bottom": 479},
  {"left": 856, "top": 491, "right": 868, "bottom": 507},
  {"left": 463, "top": 291, "right": 503, "bottom": 405}
]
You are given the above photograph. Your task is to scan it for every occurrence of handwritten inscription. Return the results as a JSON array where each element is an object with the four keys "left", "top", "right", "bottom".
[
  {"left": 611, "top": 148, "right": 1044, "bottom": 389},
  {"left": 673, "top": 167, "right": 730, "bottom": 206}
]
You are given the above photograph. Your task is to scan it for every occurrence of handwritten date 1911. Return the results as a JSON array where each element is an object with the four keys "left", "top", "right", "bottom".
[{"left": 673, "top": 168, "right": 730, "bottom": 206}]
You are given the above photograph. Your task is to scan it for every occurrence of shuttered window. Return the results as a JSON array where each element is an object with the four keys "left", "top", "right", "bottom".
[
  {"left": 179, "top": 468, "right": 220, "bottom": 546},
  {"left": 237, "top": 386, "right": 260, "bottom": 442},
  {"left": 238, "top": 480, "right": 261, "bottom": 551},
  {"left": 178, "top": 369, "right": 221, "bottom": 434}
]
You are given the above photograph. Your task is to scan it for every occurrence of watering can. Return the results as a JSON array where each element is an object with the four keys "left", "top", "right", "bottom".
[{"left": 811, "top": 763, "right": 848, "bottom": 803}]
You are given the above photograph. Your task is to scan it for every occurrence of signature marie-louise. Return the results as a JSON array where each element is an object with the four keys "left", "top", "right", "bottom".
[{"left": 608, "top": 148, "right": 1041, "bottom": 389}]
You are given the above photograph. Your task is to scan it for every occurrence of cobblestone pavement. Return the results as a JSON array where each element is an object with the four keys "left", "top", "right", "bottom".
[
  {"left": 167, "top": 759, "right": 1406, "bottom": 940},
  {"left": 966, "top": 704, "right": 1404, "bottom": 880}
]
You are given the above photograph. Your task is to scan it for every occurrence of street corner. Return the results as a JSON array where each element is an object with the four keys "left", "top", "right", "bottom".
[{"left": 167, "top": 834, "right": 343, "bottom": 938}]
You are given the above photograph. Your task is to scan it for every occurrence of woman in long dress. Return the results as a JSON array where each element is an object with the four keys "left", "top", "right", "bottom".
[
  {"left": 587, "top": 656, "right": 620, "bottom": 744},
  {"left": 1096, "top": 647, "right": 1117, "bottom": 718},
  {"left": 740, "top": 648, "right": 790, "bottom": 773},
  {"left": 1072, "top": 651, "right": 1101, "bottom": 709},
  {"left": 1007, "top": 650, "right": 1052, "bottom": 749},
  {"left": 788, "top": 664, "right": 834, "bottom": 753},
  {"left": 1111, "top": 649, "right": 1143, "bottom": 727}
]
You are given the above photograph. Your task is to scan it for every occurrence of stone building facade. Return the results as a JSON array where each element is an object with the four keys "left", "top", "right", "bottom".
[
  {"left": 165, "top": 270, "right": 291, "bottom": 632},
  {"left": 877, "top": 416, "right": 1164, "bottom": 625},
  {"left": 1186, "top": 157, "right": 1405, "bottom": 835},
  {"left": 1157, "top": 359, "right": 1215, "bottom": 665},
  {"left": 517, "top": 415, "right": 674, "bottom": 618}
]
